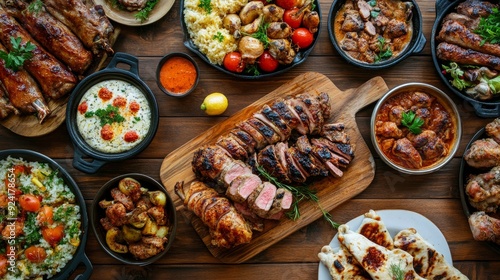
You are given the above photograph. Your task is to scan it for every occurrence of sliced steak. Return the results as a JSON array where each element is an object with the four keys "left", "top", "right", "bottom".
[
  {"left": 237, "top": 121, "right": 269, "bottom": 149},
  {"left": 284, "top": 147, "right": 308, "bottom": 183},
  {"left": 246, "top": 117, "right": 281, "bottom": 145},
  {"left": 226, "top": 174, "right": 262, "bottom": 203},
  {"left": 311, "top": 138, "right": 351, "bottom": 168},
  {"left": 230, "top": 128, "right": 257, "bottom": 154},
  {"left": 284, "top": 97, "right": 309, "bottom": 135},
  {"left": 271, "top": 99, "right": 301, "bottom": 131},
  {"left": 296, "top": 93, "right": 324, "bottom": 135},
  {"left": 265, "top": 188, "right": 293, "bottom": 220},
  {"left": 257, "top": 104, "right": 292, "bottom": 141},
  {"left": 219, "top": 160, "right": 253, "bottom": 187},
  {"left": 249, "top": 182, "right": 278, "bottom": 218},
  {"left": 321, "top": 123, "right": 350, "bottom": 144},
  {"left": 288, "top": 146, "right": 328, "bottom": 177},
  {"left": 257, "top": 144, "right": 291, "bottom": 183}
]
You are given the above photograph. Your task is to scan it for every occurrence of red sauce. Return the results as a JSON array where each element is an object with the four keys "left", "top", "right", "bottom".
[
  {"left": 113, "top": 96, "right": 127, "bottom": 107},
  {"left": 98, "top": 87, "right": 113, "bottom": 101},
  {"left": 159, "top": 56, "right": 197, "bottom": 95},
  {"left": 124, "top": 131, "right": 139, "bottom": 143},
  {"left": 100, "top": 124, "right": 114, "bottom": 140},
  {"left": 77, "top": 101, "right": 88, "bottom": 114},
  {"left": 129, "top": 101, "right": 140, "bottom": 113}
]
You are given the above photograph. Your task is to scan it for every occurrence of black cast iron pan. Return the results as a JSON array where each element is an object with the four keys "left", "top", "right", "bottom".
[
  {"left": 0, "top": 149, "right": 93, "bottom": 279},
  {"left": 431, "top": 0, "right": 500, "bottom": 118},
  {"left": 66, "top": 52, "right": 159, "bottom": 174}
]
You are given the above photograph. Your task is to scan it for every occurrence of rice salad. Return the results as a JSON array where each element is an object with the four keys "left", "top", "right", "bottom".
[
  {"left": 0, "top": 156, "right": 81, "bottom": 279},
  {"left": 183, "top": 0, "right": 247, "bottom": 64}
]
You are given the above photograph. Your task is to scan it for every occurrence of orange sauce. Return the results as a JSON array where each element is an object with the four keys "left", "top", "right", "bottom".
[{"left": 159, "top": 56, "right": 197, "bottom": 94}]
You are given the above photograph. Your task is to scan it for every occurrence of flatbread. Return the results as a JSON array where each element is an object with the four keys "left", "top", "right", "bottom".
[
  {"left": 318, "top": 245, "right": 371, "bottom": 280},
  {"left": 357, "top": 209, "right": 394, "bottom": 249}
]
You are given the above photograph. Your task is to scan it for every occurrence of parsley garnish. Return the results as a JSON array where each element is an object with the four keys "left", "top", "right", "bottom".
[
  {"left": 23, "top": 212, "right": 42, "bottom": 248},
  {"left": 251, "top": 22, "right": 270, "bottom": 48},
  {"left": 27, "top": 0, "right": 43, "bottom": 13},
  {"left": 213, "top": 31, "right": 224, "bottom": 42},
  {"left": 198, "top": 0, "right": 212, "bottom": 14},
  {"left": 135, "top": 0, "right": 159, "bottom": 23},
  {"left": 401, "top": 111, "right": 424, "bottom": 134},
  {"left": 375, "top": 37, "right": 393, "bottom": 62},
  {"left": 84, "top": 104, "right": 125, "bottom": 126},
  {"left": 474, "top": 7, "right": 500, "bottom": 45},
  {"left": 0, "top": 37, "right": 36, "bottom": 71}
]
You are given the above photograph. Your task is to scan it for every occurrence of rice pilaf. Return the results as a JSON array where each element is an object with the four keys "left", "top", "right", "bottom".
[{"left": 0, "top": 156, "right": 81, "bottom": 279}]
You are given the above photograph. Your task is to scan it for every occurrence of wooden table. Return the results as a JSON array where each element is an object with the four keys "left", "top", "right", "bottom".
[{"left": 1, "top": 0, "right": 499, "bottom": 279}]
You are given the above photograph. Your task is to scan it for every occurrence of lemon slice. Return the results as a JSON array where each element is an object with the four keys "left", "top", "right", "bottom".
[{"left": 200, "top": 92, "right": 228, "bottom": 116}]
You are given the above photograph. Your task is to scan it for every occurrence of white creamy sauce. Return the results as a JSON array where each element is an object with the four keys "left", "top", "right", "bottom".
[{"left": 76, "top": 79, "right": 151, "bottom": 153}]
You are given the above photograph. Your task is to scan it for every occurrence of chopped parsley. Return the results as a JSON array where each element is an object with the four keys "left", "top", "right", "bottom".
[
  {"left": 0, "top": 37, "right": 36, "bottom": 71},
  {"left": 213, "top": 31, "right": 225, "bottom": 42},
  {"left": 198, "top": 0, "right": 212, "bottom": 14},
  {"left": 401, "top": 111, "right": 424, "bottom": 134},
  {"left": 135, "top": 0, "right": 159, "bottom": 23},
  {"left": 85, "top": 104, "right": 125, "bottom": 126},
  {"left": 474, "top": 7, "right": 500, "bottom": 45},
  {"left": 22, "top": 212, "right": 42, "bottom": 248},
  {"left": 53, "top": 205, "right": 76, "bottom": 222},
  {"left": 251, "top": 22, "right": 270, "bottom": 48},
  {"left": 375, "top": 36, "right": 393, "bottom": 62}
]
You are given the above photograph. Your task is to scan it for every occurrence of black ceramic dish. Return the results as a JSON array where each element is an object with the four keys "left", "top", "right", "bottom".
[
  {"left": 431, "top": 0, "right": 500, "bottom": 118},
  {"left": 66, "top": 53, "right": 159, "bottom": 174},
  {"left": 91, "top": 173, "right": 177, "bottom": 265},
  {"left": 0, "top": 149, "right": 93, "bottom": 279},
  {"left": 459, "top": 129, "right": 500, "bottom": 254},
  {"left": 327, "top": 0, "right": 426, "bottom": 70},
  {"left": 180, "top": 0, "right": 321, "bottom": 79}
]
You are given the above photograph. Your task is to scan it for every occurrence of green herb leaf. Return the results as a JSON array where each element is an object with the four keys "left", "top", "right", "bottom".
[
  {"left": 198, "top": 0, "right": 212, "bottom": 14},
  {"left": 85, "top": 104, "right": 125, "bottom": 126},
  {"left": 22, "top": 212, "right": 42, "bottom": 248},
  {"left": 251, "top": 22, "right": 270, "bottom": 48},
  {"left": 390, "top": 262, "right": 405, "bottom": 280},
  {"left": 213, "top": 31, "right": 224, "bottom": 42},
  {"left": 401, "top": 111, "right": 424, "bottom": 134},
  {"left": 27, "top": 0, "right": 43, "bottom": 14},
  {"left": 368, "top": 0, "right": 377, "bottom": 7},
  {"left": 135, "top": 0, "right": 159, "bottom": 23},
  {"left": 441, "top": 62, "right": 474, "bottom": 90},
  {"left": 474, "top": 8, "right": 500, "bottom": 45},
  {"left": 375, "top": 36, "right": 393, "bottom": 62},
  {"left": 0, "top": 37, "right": 36, "bottom": 71}
]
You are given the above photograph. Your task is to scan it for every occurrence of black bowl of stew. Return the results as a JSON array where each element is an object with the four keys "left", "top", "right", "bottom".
[
  {"left": 371, "top": 83, "right": 462, "bottom": 174},
  {"left": 328, "top": 0, "right": 426, "bottom": 69}
]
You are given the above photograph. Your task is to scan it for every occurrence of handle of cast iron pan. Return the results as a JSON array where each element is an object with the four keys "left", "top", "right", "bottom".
[
  {"left": 105, "top": 52, "right": 140, "bottom": 76},
  {"left": 73, "top": 254, "right": 93, "bottom": 280},
  {"left": 471, "top": 102, "right": 500, "bottom": 118},
  {"left": 72, "top": 146, "right": 107, "bottom": 174}
]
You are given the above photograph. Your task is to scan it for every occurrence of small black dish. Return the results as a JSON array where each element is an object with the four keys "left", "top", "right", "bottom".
[
  {"left": 431, "top": 0, "right": 500, "bottom": 118},
  {"left": 66, "top": 52, "right": 159, "bottom": 174},
  {"left": 459, "top": 128, "right": 500, "bottom": 254},
  {"left": 180, "top": 0, "right": 321, "bottom": 79},
  {"left": 156, "top": 52, "right": 199, "bottom": 97},
  {"left": 327, "top": 0, "right": 426, "bottom": 70}
]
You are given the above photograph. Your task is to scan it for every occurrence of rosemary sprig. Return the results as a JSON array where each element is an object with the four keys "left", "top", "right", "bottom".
[{"left": 257, "top": 166, "right": 340, "bottom": 229}]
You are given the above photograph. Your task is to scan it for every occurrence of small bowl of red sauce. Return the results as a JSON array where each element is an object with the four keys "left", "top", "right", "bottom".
[
  {"left": 156, "top": 52, "right": 199, "bottom": 97},
  {"left": 370, "top": 83, "right": 462, "bottom": 175}
]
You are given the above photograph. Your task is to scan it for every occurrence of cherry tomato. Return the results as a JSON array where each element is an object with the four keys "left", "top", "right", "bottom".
[
  {"left": 42, "top": 225, "right": 65, "bottom": 247},
  {"left": 283, "top": 8, "right": 303, "bottom": 29},
  {"left": 223, "top": 51, "right": 246, "bottom": 73},
  {"left": 37, "top": 205, "right": 54, "bottom": 225},
  {"left": 19, "top": 194, "right": 41, "bottom": 212},
  {"left": 292, "top": 27, "right": 314, "bottom": 49},
  {"left": 0, "top": 255, "right": 7, "bottom": 277},
  {"left": 275, "top": 0, "right": 299, "bottom": 10},
  {"left": 25, "top": 246, "right": 47, "bottom": 263},
  {"left": 258, "top": 51, "right": 279, "bottom": 72}
]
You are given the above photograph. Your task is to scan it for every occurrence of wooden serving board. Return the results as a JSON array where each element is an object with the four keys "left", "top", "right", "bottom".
[{"left": 160, "top": 72, "right": 388, "bottom": 263}]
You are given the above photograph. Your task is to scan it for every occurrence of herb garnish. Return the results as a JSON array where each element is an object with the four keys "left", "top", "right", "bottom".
[
  {"left": 23, "top": 212, "right": 42, "bottom": 248},
  {"left": 257, "top": 166, "right": 340, "bottom": 229},
  {"left": 368, "top": 0, "right": 377, "bottom": 7},
  {"left": 85, "top": 104, "right": 125, "bottom": 126},
  {"left": 27, "top": 0, "right": 43, "bottom": 13},
  {"left": 390, "top": 262, "right": 405, "bottom": 280},
  {"left": 375, "top": 37, "right": 392, "bottom": 62},
  {"left": 213, "top": 31, "right": 225, "bottom": 42},
  {"left": 0, "top": 37, "right": 36, "bottom": 71},
  {"left": 441, "top": 62, "right": 474, "bottom": 90},
  {"left": 474, "top": 7, "right": 500, "bottom": 45},
  {"left": 251, "top": 22, "right": 270, "bottom": 48},
  {"left": 198, "top": 0, "right": 212, "bottom": 14},
  {"left": 135, "top": 0, "right": 159, "bottom": 23},
  {"left": 401, "top": 111, "right": 424, "bottom": 134}
]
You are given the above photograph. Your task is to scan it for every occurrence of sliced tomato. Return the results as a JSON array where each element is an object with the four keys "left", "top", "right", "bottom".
[
  {"left": 223, "top": 52, "right": 246, "bottom": 73},
  {"left": 19, "top": 194, "right": 41, "bottom": 212},
  {"left": 258, "top": 51, "right": 279, "bottom": 72},
  {"left": 42, "top": 225, "right": 65, "bottom": 247},
  {"left": 25, "top": 246, "right": 47, "bottom": 263}
]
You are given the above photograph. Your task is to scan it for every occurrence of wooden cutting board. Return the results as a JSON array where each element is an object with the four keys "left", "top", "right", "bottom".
[{"left": 160, "top": 72, "right": 388, "bottom": 263}]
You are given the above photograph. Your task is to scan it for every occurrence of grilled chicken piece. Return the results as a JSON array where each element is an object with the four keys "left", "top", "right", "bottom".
[
  {"left": 392, "top": 138, "right": 423, "bottom": 169},
  {"left": 267, "top": 22, "right": 292, "bottom": 39},
  {"left": 43, "top": 0, "right": 114, "bottom": 55},
  {"left": 192, "top": 145, "right": 233, "bottom": 181},
  {"left": 437, "top": 20, "right": 500, "bottom": 57},
  {"left": 239, "top": 36, "right": 264, "bottom": 64},
  {"left": 0, "top": 7, "right": 77, "bottom": 99},
  {"left": 468, "top": 211, "right": 500, "bottom": 245},
  {"left": 175, "top": 181, "right": 253, "bottom": 248},
  {"left": 4, "top": 0, "right": 93, "bottom": 74},
  {"left": 436, "top": 42, "right": 500, "bottom": 71},
  {"left": 0, "top": 43, "right": 50, "bottom": 122},
  {"left": 303, "top": 10, "right": 320, "bottom": 33},
  {"left": 262, "top": 4, "right": 284, "bottom": 23},
  {"left": 268, "top": 39, "right": 296, "bottom": 65},
  {"left": 442, "top": 13, "right": 480, "bottom": 30},
  {"left": 407, "top": 130, "right": 447, "bottom": 162},
  {"left": 0, "top": 87, "right": 16, "bottom": 119},
  {"left": 254, "top": 104, "right": 292, "bottom": 141},
  {"left": 456, "top": 0, "right": 498, "bottom": 19},
  {"left": 129, "top": 236, "right": 167, "bottom": 260},
  {"left": 246, "top": 117, "right": 281, "bottom": 145},
  {"left": 237, "top": 121, "right": 269, "bottom": 150},
  {"left": 465, "top": 165, "right": 500, "bottom": 213},
  {"left": 257, "top": 144, "right": 291, "bottom": 183},
  {"left": 485, "top": 118, "right": 500, "bottom": 144},
  {"left": 464, "top": 138, "right": 500, "bottom": 169},
  {"left": 216, "top": 134, "right": 249, "bottom": 160}
]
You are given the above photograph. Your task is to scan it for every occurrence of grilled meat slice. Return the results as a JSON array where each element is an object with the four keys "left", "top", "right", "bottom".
[
  {"left": 257, "top": 144, "right": 291, "bottom": 183},
  {"left": 246, "top": 117, "right": 281, "bottom": 145},
  {"left": 456, "top": 0, "right": 498, "bottom": 19},
  {"left": 284, "top": 146, "right": 308, "bottom": 183},
  {"left": 485, "top": 118, "right": 500, "bottom": 144},
  {"left": 436, "top": 42, "right": 500, "bottom": 71},
  {"left": 295, "top": 92, "right": 324, "bottom": 134},
  {"left": 288, "top": 146, "right": 329, "bottom": 178},
  {"left": 230, "top": 128, "right": 257, "bottom": 154},
  {"left": 318, "top": 92, "right": 331, "bottom": 121},
  {"left": 312, "top": 137, "right": 354, "bottom": 162},
  {"left": 219, "top": 160, "right": 253, "bottom": 187},
  {"left": 0, "top": 43, "right": 50, "bottom": 122},
  {"left": 247, "top": 181, "right": 277, "bottom": 218},
  {"left": 0, "top": 7, "right": 77, "bottom": 99},
  {"left": 270, "top": 98, "right": 301, "bottom": 131},
  {"left": 255, "top": 104, "right": 292, "bottom": 141},
  {"left": 237, "top": 120, "right": 269, "bottom": 150},
  {"left": 465, "top": 165, "right": 500, "bottom": 213},
  {"left": 286, "top": 97, "right": 317, "bottom": 135},
  {"left": 4, "top": 0, "right": 93, "bottom": 74},
  {"left": 175, "top": 181, "right": 253, "bottom": 248},
  {"left": 265, "top": 188, "right": 293, "bottom": 220},
  {"left": 442, "top": 12, "right": 480, "bottom": 30},
  {"left": 0, "top": 86, "right": 16, "bottom": 119},
  {"left": 464, "top": 138, "right": 500, "bottom": 169},
  {"left": 468, "top": 211, "right": 500, "bottom": 245},
  {"left": 43, "top": 0, "right": 114, "bottom": 55},
  {"left": 192, "top": 145, "right": 233, "bottom": 181},
  {"left": 312, "top": 138, "right": 350, "bottom": 166},
  {"left": 437, "top": 19, "right": 500, "bottom": 58},
  {"left": 216, "top": 135, "right": 249, "bottom": 160},
  {"left": 285, "top": 97, "right": 309, "bottom": 135},
  {"left": 226, "top": 174, "right": 262, "bottom": 203},
  {"left": 321, "top": 123, "right": 350, "bottom": 144}
]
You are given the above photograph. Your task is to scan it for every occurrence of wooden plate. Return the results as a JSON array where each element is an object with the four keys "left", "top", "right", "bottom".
[
  {"left": 94, "top": 0, "right": 175, "bottom": 26},
  {"left": 159, "top": 72, "right": 389, "bottom": 263}
]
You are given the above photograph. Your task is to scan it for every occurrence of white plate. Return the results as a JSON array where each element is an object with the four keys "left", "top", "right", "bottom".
[
  {"left": 317, "top": 209, "right": 452, "bottom": 279},
  {"left": 94, "top": 0, "right": 175, "bottom": 26}
]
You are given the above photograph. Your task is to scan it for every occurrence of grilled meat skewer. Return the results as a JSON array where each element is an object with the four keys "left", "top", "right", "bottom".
[{"left": 436, "top": 42, "right": 500, "bottom": 71}]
